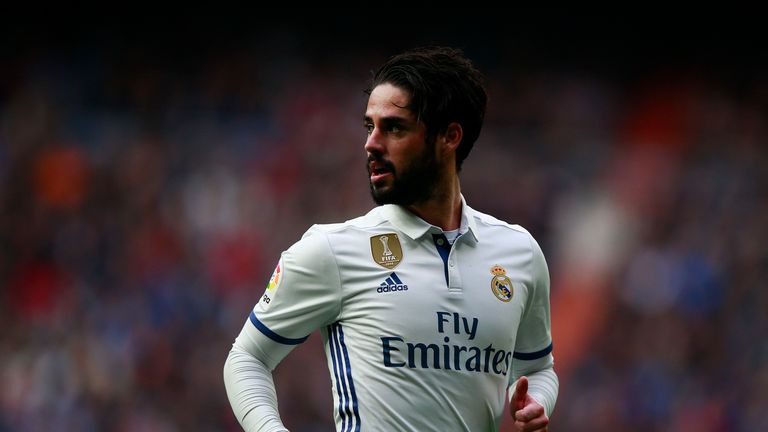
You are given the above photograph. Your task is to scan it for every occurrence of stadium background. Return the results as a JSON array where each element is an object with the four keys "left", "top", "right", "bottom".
[{"left": 1, "top": 12, "right": 766, "bottom": 431}]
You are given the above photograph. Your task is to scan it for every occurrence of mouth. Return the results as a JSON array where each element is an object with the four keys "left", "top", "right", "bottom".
[{"left": 368, "top": 160, "right": 394, "bottom": 183}]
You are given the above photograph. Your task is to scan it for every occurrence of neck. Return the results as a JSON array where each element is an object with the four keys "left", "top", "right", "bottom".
[{"left": 407, "top": 175, "right": 462, "bottom": 231}]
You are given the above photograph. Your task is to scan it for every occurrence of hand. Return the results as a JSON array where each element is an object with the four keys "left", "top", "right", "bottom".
[{"left": 510, "top": 376, "right": 549, "bottom": 432}]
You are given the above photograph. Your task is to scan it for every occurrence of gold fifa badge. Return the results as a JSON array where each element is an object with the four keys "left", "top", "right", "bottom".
[
  {"left": 490, "top": 264, "right": 513, "bottom": 302},
  {"left": 370, "top": 233, "right": 403, "bottom": 269}
]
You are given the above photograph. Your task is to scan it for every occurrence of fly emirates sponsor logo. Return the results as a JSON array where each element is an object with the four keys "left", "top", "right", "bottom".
[{"left": 380, "top": 311, "right": 512, "bottom": 376}]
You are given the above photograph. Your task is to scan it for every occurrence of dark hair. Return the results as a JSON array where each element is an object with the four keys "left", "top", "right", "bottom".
[{"left": 367, "top": 46, "right": 487, "bottom": 171}]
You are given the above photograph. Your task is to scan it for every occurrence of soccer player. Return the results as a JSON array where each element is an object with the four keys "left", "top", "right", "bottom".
[{"left": 224, "top": 46, "right": 558, "bottom": 432}]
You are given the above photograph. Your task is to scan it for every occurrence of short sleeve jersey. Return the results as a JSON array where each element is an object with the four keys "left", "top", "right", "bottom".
[{"left": 236, "top": 198, "right": 553, "bottom": 431}]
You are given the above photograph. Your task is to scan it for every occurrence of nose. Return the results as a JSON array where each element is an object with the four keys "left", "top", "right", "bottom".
[{"left": 364, "top": 128, "right": 385, "bottom": 156}]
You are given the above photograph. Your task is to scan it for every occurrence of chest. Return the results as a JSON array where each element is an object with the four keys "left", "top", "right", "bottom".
[{"left": 335, "top": 234, "right": 532, "bottom": 349}]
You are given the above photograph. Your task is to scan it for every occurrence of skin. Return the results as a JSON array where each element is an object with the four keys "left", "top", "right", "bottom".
[
  {"left": 364, "top": 83, "right": 462, "bottom": 230},
  {"left": 511, "top": 376, "right": 549, "bottom": 432},
  {"left": 365, "top": 83, "right": 549, "bottom": 431}
]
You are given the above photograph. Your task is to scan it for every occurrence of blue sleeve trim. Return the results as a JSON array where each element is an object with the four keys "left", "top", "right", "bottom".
[
  {"left": 249, "top": 311, "right": 308, "bottom": 345},
  {"left": 513, "top": 342, "right": 553, "bottom": 361}
]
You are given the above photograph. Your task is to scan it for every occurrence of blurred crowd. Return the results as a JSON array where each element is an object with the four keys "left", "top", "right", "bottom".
[{"left": 1, "top": 31, "right": 766, "bottom": 431}]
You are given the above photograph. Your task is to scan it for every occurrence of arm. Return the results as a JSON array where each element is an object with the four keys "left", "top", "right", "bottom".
[
  {"left": 508, "top": 234, "right": 558, "bottom": 430},
  {"left": 509, "top": 359, "right": 558, "bottom": 417},
  {"left": 223, "top": 344, "right": 288, "bottom": 432},
  {"left": 509, "top": 371, "right": 558, "bottom": 432},
  {"left": 223, "top": 227, "right": 342, "bottom": 431}
]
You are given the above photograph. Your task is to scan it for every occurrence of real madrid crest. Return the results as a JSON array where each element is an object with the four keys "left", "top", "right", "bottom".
[
  {"left": 370, "top": 233, "right": 403, "bottom": 269},
  {"left": 490, "top": 264, "right": 513, "bottom": 302}
]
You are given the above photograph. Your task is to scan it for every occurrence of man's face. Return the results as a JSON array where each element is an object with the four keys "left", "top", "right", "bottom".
[{"left": 364, "top": 83, "right": 441, "bottom": 206}]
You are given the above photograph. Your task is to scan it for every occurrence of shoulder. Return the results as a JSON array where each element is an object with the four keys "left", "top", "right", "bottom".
[
  {"left": 468, "top": 205, "right": 538, "bottom": 245},
  {"left": 302, "top": 206, "right": 389, "bottom": 239},
  {"left": 286, "top": 207, "right": 389, "bottom": 258},
  {"left": 285, "top": 207, "right": 392, "bottom": 271},
  {"left": 467, "top": 205, "right": 548, "bottom": 268},
  {"left": 467, "top": 205, "right": 550, "bottom": 287}
]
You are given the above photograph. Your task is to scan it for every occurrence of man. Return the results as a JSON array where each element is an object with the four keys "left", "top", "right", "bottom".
[{"left": 224, "top": 46, "right": 558, "bottom": 432}]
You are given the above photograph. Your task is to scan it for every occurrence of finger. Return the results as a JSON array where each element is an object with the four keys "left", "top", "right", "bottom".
[
  {"left": 515, "top": 402, "right": 545, "bottom": 422},
  {"left": 512, "top": 376, "right": 529, "bottom": 410},
  {"left": 515, "top": 416, "right": 549, "bottom": 432}
]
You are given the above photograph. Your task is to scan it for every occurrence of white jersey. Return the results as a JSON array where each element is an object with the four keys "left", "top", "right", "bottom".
[{"left": 236, "top": 198, "right": 553, "bottom": 431}]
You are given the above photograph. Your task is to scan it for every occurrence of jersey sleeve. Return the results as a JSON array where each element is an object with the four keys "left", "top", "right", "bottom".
[
  {"left": 512, "top": 233, "right": 554, "bottom": 366},
  {"left": 235, "top": 225, "right": 342, "bottom": 369},
  {"left": 508, "top": 234, "right": 558, "bottom": 415}
]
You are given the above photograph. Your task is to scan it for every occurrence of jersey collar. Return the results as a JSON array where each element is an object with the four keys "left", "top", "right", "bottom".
[{"left": 383, "top": 195, "right": 480, "bottom": 243}]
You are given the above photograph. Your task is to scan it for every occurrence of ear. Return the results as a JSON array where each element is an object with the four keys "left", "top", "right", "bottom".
[{"left": 440, "top": 122, "right": 463, "bottom": 154}]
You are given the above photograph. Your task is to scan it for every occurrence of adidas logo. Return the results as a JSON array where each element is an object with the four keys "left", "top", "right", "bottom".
[{"left": 377, "top": 272, "right": 409, "bottom": 293}]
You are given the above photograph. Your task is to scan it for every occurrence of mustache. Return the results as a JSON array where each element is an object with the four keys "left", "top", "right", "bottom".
[{"left": 367, "top": 156, "right": 396, "bottom": 174}]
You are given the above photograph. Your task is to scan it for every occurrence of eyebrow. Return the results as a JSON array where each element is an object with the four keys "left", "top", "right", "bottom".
[{"left": 363, "top": 115, "right": 411, "bottom": 126}]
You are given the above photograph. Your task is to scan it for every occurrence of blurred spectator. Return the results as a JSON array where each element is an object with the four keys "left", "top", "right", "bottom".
[{"left": 1, "top": 22, "right": 765, "bottom": 431}]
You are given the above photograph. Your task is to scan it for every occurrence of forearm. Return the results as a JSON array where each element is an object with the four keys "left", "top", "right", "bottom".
[
  {"left": 223, "top": 345, "right": 288, "bottom": 432},
  {"left": 513, "top": 366, "right": 558, "bottom": 417},
  {"left": 509, "top": 352, "right": 559, "bottom": 417}
]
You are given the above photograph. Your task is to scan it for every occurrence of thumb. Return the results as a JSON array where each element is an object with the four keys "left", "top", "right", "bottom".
[{"left": 512, "top": 376, "right": 529, "bottom": 411}]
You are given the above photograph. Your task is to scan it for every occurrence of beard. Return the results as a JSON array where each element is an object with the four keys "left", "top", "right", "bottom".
[{"left": 367, "top": 140, "right": 442, "bottom": 206}]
